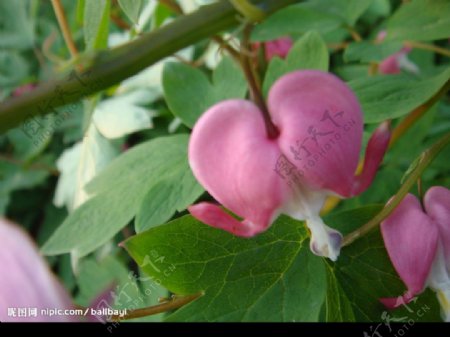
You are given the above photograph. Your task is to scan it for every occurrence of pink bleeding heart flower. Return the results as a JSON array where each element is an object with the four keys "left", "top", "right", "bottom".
[
  {"left": 380, "top": 186, "right": 450, "bottom": 321},
  {"left": 188, "top": 70, "right": 390, "bottom": 261},
  {"left": 253, "top": 37, "right": 293, "bottom": 61},
  {"left": 376, "top": 31, "right": 418, "bottom": 75},
  {"left": 0, "top": 218, "right": 76, "bottom": 322}
]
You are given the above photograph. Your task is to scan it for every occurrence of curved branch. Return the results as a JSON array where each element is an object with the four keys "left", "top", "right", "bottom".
[{"left": 0, "top": 0, "right": 299, "bottom": 133}]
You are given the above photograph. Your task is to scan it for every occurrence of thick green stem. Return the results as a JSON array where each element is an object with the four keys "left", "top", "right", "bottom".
[
  {"left": 342, "top": 131, "right": 450, "bottom": 247},
  {"left": 0, "top": 0, "right": 299, "bottom": 133}
]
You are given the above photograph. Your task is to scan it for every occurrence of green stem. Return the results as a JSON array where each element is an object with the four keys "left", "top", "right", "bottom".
[
  {"left": 110, "top": 292, "right": 203, "bottom": 321},
  {"left": 0, "top": 0, "right": 299, "bottom": 133},
  {"left": 342, "top": 131, "right": 450, "bottom": 247}
]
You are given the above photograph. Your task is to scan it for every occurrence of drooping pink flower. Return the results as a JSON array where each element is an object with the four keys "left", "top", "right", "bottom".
[
  {"left": 376, "top": 31, "right": 418, "bottom": 75},
  {"left": 188, "top": 70, "right": 390, "bottom": 261},
  {"left": 0, "top": 218, "right": 76, "bottom": 322},
  {"left": 253, "top": 37, "right": 293, "bottom": 61},
  {"left": 380, "top": 186, "right": 450, "bottom": 321}
]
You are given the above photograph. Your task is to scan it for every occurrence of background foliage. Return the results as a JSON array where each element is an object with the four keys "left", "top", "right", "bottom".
[{"left": 0, "top": 0, "right": 449, "bottom": 323}]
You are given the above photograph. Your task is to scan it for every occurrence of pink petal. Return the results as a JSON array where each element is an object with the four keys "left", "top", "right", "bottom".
[
  {"left": 0, "top": 218, "right": 76, "bottom": 322},
  {"left": 379, "top": 53, "right": 402, "bottom": 74},
  {"left": 189, "top": 203, "right": 269, "bottom": 237},
  {"left": 87, "top": 283, "right": 117, "bottom": 323},
  {"left": 351, "top": 121, "right": 391, "bottom": 195},
  {"left": 188, "top": 99, "right": 290, "bottom": 237},
  {"left": 264, "top": 37, "right": 293, "bottom": 60},
  {"left": 380, "top": 292, "right": 416, "bottom": 309},
  {"left": 379, "top": 48, "right": 414, "bottom": 75},
  {"left": 424, "top": 186, "right": 450, "bottom": 264},
  {"left": 267, "top": 70, "right": 363, "bottom": 197},
  {"left": 376, "top": 31, "right": 387, "bottom": 43},
  {"left": 381, "top": 194, "right": 439, "bottom": 297}
]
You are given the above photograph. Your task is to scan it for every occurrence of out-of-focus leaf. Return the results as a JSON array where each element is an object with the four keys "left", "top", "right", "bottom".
[
  {"left": 344, "top": 41, "right": 403, "bottom": 63},
  {"left": 252, "top": 0, "right": 372, "bottom": 41},
  {"left": 84, "top": 0, "right": 111, "bottom": 50},
  {"left": 0, "top": 0, "right": 34, "bottom": 49},
  {"left": 92, "top": 89, "right": 155, "bottom": 139},
  {"left": 252, "top": 4, "right": 341, "bottom": 41},
  {"left": 0, "top": 160, "right": 49, "bottom": 214},
  {"left": 0, "top": 51, "right": 29, "bottom": 87},
  {"left": 386, "top": 0, "right": 450, "bottom": 42},
  {"left": 42, "top": 134, "right": 199, "bottom": 257},
  {"left": 118, "top": 0, "right": 143, "bottom": 24},
  {"left": 303, "top": 0, "right": 373, "bottom": 26}
]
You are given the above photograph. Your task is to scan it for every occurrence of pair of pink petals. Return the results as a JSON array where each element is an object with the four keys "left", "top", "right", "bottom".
[
  {"left": 253, "top": 37, "right": 293, "bottom": 61},
  {"left": 188, "top": 70, "right": 390, "bottom": 261},
  {"left": 381, "top": 186, "right": 450, "bottom": 321}
]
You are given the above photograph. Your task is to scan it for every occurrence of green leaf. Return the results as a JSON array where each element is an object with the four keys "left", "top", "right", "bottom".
[
  {"left": 135, "top": 170, "right": 203, "bottom": 233},
  {"left": 324, "top": 264, "right": 355, "bottom": 322},
  {"left": 349, "top": 67, "right": 450, "bottom": 123},
  {"left": 252, "top": 0, "right": 372, "bottom": 41},
  {"left": 162, "top": 56, "right": 247, "bottom": 128},
  {"left": 386, "top": 0, "right": 450, "bottom": 42},
  {"left": 84, "top": 0, "right": 111, "bottom": 50},
  {"left": 42, "top": 134, "right": 202, "bottom": 257},
  {"left": 263, "top": 31, "right": 329, "bottom": 96},
  {"left": 0, "top": 160, "right": 49, "bottom": 215},
  {"left": 76, "top": 256, "right": 140, "bottom": 307},
  {"left": 124, "top": 215, "right": 327, "bottom": 322},
  {"left": 42, "top": 186, "right": 137, "bottom": 257},
  {"left": 118, "top": 0, "right": 143, "bottom": 24},
  {"left": 303, "top": 0, "right": 373, "bottom": 26},
  {"left": 0, "top": 51, "right": 29, "bottom": 87},
  {"left": 76, "top": 0, "right": 85, "bottom": 26},
  {"left": 344, "top": 40, "right": 403, "bottom": 63},
  {"left": 0, "top": 0, "right": 34, "bottom": 49},
  {"left": 252, "top": 4, "right": 342, "bottom": 41},
  {"left": 75, "top": 255, "right": 167, "bottom": 322}
]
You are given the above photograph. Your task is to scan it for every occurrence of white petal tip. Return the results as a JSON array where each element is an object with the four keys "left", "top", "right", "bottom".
[
  {"left": 310, "top": 231, "right": 342, "bottom": 261},
  {"left": 307, "top": 216, "right": 343, "bottom": 261}
]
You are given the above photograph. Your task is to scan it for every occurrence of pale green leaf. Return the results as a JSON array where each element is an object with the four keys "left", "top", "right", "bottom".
[
  {"left": 42, "top": 134, "right": 199, "bottom": 257},
  {"left": 386, "top": 0, "right": 450, "bottom": 42},
  {"left": 349, "top": 67, "right": 450, "bottom": 123},
  {"left": 344, "top": 41, "right": 403, "bottom": 63},
  {"left": 84, "top": 0, "right": 111, "bottom": 50},
  {"left": 118, "top": 0, "right": 143, "bottom": 24},
  {"left": 163, "top": 56, "right": 247, "bottom": 128}
]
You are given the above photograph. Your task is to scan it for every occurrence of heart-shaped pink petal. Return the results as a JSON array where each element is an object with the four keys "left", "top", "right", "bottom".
[
  {"left": 189, "top": 99, "right": 291, "bottom": 236},
  {"left": 381, "top": 194, "right": 439, "bottom": 304},
  {"left": 424, "top": 186, "right": 450, "bottom": 267}
]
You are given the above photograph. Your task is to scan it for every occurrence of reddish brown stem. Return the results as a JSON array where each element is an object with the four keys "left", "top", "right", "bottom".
[{"left": 240, "top": 24, "right": 279, "bottom": 139}]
